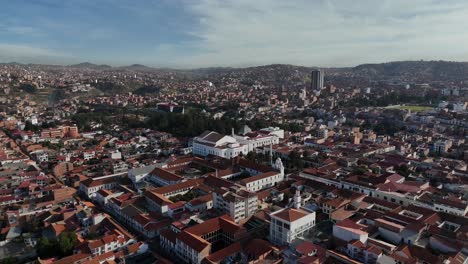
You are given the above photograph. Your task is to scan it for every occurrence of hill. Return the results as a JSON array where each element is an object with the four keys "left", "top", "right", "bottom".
[
  {"left": 2, "top": 60, "right": 468, "bottom": 81},
  {"left": 118, "top": 64, "right": 155, "bottom": 71},
  {"left": 350, "top": 60, "right": 468, "bottom": 81},
  {"left": 69, "top": 62, "right": 112, "bottom": 70}
]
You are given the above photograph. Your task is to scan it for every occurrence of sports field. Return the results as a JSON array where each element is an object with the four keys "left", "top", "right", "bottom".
[
  {"left": 385, "top": 105, "right": 433, "bottom": 111},
  {"left": 396, "top": 105, "right": 433, "bottom": 111}
]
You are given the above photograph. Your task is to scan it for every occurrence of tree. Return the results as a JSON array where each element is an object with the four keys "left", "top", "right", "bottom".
[
  {"left": 19, "top": 83, "right": 38, "bottom": 93},
  {"left": 288, "top": 150, "right": 304, "bottom": 171},
  {"left": 238, "top": 171, "right": 251, "bottom": 179},
  {"left": 58, "top": 232, "right": 78, "bottom": 256},
  {"left": 0, "top": 257, "right": 18, "bottom": 264},
  {"left": 24, "top": 215, "right": 43, "bottom": 233},
  {"left": 352, "top": 165, "right": 368, "bottom": 175},
  {"left": 395, "top": 165, "right": 411, "bottom": 177},
  {"left": 245, "top": 151, "right": 257, "bottom": 161},
  {"left": 24, "top": 121, "right": 39, "bottom": 132},
  {"left": 36, "top": 237, "right": 57, "bottom": 258}
]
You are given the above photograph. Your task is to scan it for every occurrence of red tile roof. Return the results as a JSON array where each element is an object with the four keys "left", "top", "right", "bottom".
[
  {"left": 177, "top": 231, "right": 210, "bottom": 252},
  {"left": 272, "top": 208, "right": 310, "bottom": 223},
  {"left": 150, "top": 168, "right": 183, "bottom": 182},
  {"left": 204, "top": 242, "right": 241, "bottom": 263}
]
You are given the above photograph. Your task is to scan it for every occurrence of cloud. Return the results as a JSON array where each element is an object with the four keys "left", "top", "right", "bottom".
[
  {"left": 1, "top": 0, "right": 468, "bottom": 67},
  {"left": 162, "top": 0, "right": 468, "bottom": 67},
  {"left": 0, "top": 43, "right": 73, "bottom": 63}
]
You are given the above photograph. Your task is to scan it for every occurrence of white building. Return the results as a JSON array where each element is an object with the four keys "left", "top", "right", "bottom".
[
  {"left": 108, "top": 150, "right": 122, "bottom": 160},
  {"left": 269, "top": 207, "right": 316, "bottom": 246},
  {"left": 452, "top": 102, "right": 466, "bottom": 112},
  {"left": 260, "top": 127, "right": 285, "bottom": 139},
  {"left": 148, "top": 167, "right": 183, "bottom": 186},
  {"left": 83, "top": 151, "right": 96, "bottom": 161},
  {"left": 433, "top": 140, "right": 452, "bottom": 154},
  {"left": 32, "top": 150, "right": 49, "bottom": 163},
  {"left": 192, "top": 131, "right": 248, "bottom": 159},
  {"left": 234, "top": 132, "right": 280, "bottom": 153},
  {"left": 79, "top": 177, "right": 117, "bottom": 199},
  {"left": 213, "top": 187, "right": 258, "bottom": 223},
  {"left": 240, "top": 158, "right": 285, "bottom": 192},
  {"left": 193, "top": 129, "right": 282, "bottom": 159},
  {"left": 128, "top": 164, "right": 158, "bottom": 187},
  {"left": 333, "top": 219, "right": 369, "bottom": 243}
]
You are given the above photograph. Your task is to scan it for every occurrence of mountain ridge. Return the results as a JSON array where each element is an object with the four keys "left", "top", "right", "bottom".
[{"left": 2, "top": 60, "right": 468, "bottom": 80}]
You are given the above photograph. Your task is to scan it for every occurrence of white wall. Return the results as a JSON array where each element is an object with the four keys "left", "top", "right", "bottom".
[{"left": 333, "top": 225, "right": 368, "bottom": 243}]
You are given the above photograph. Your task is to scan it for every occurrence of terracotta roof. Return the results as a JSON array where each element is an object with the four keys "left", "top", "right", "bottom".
[
  {"left": 240, "top": 171, "right": 279, "bottom": 184},
  {"left": 324, "top": 197, "right": 350, "bottom": 208},
  {"left": 81, "top": 177, "right": 115, "bottom": 188},
  {"left": 177, "top": 231, "right": 210, "bottom": 252},
  {"left": 168, "top": 201, "right": 185, "bottom": 210},
  {"left": 272, "top": 208, "right": 310, "bottom": 223},
  {"left": 51, "top": 253, "right": 92, "bottom": 264},
  {"left": 150, "top": 168, "right": 183, "bottom": 182},
  {"left": 144, "top": 190, "right": 173, "bottom": 206},
  {"left": 184, "top": 215, "right": 243, "bottom": 237},
  {"left": 243, "top": 239, "right": 274, "bottom": 259},
  {"left": 188, "top": 194, "right": 213, "bottom": 206},
  {"left": 335, "top": 219, "right": 368, "bottom": 235},
  {"left": 203, "top": 176, "right": 233, "bottom": 189},
  {"left": 160, "top": 228, "right": 177, "bottom": 244},
  {"left": 204, "top": 242, "right": 241, "bottom": 263},
  {"left": 88, "top": 239, "right": 104, "bottom": 249},
  {"left": 152, "top": 179, "right": 203, "bottom": 195}
]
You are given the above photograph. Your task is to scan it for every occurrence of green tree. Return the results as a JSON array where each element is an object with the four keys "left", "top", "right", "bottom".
[
  {"left": 245, "top": 151, "right": 258, "bottom": 161},
  {"left": 24, "top": 121, "right": 39, "bottom": 132},
  {"left": 0, "top": 257, "right": 18, "bottom": 264},
  {"left": 352, "top": 165, "right": 368, "bottom": 175},
  {"left": 288, "top": 150, "right": 304, "bottom": 171},
  {"left": 36, "top": 237, "right": 57, "bottom": 258},
  {"left": 395, "top": 165, "right": 411, "bottom": 177},
  {"left": 24, "top": 216, "right": 43, "bottom": 233},
  {"left": 19, "top": 83, "right": 38, "bottom": 93},
  {"left": 58, "top": 231, "right": 78, "bottom": 256}
]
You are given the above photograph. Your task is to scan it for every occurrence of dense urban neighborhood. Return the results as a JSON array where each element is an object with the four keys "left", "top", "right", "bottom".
[{"left": 0, "top": 61, "right": 467, "bottom": 264}]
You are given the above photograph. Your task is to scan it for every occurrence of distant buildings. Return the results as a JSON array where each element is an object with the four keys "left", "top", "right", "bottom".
[
  {"left": 41, "top": 125, "right": 79, "bottom": 139},
  {"left": 156, "top": 103, "right": 184, "bottom": 114}
]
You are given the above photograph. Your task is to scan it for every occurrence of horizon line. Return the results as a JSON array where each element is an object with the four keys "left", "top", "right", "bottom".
[{"left": 1, "top": 59, "right": 467, "bottom": 71}]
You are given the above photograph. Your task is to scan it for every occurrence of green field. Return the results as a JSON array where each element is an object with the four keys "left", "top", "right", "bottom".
[
  {"left": 396, "top": 105, "right": 433, "bottom": 111},
  {"left": 386, "top": 105, "right": 434, "bottom": 111}
]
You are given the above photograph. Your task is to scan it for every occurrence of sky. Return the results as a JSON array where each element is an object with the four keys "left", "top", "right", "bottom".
[{"left": 1, "top": 0, "right": 468, "bottom": 68}]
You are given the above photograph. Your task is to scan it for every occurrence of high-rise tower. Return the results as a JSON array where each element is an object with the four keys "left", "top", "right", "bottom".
[{"left": 310, "top": 69, "right": 324, "bottom": 91}]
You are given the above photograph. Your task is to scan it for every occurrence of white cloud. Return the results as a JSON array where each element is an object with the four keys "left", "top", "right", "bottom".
[
  {"left": 0, "top": 43, "right": 73, "bottom": 63},
  {"left": 163, "top": 0, "right": 468, "bottom": 67}
]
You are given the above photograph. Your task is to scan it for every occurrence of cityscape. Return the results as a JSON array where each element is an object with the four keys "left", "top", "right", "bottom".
[{"left": 0, "top": 1, "right": 468, "bottom": 264}]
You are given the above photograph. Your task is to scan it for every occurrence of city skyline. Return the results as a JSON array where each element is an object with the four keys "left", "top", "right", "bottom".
[{"left": 1, "top": 0, "right": 468, "bottom": 68}]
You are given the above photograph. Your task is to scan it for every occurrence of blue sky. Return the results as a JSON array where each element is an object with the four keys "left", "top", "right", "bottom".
[{"left": 1, "top": 0, "right": 468, "bottom": 68}]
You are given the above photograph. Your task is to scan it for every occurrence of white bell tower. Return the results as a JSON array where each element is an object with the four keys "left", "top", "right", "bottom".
[
  {"left": 293, "top": 189, "right": 301, "bottom": 209},
  {"left": 274, "top": 158, "right": 285, "bottom": 178}
]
